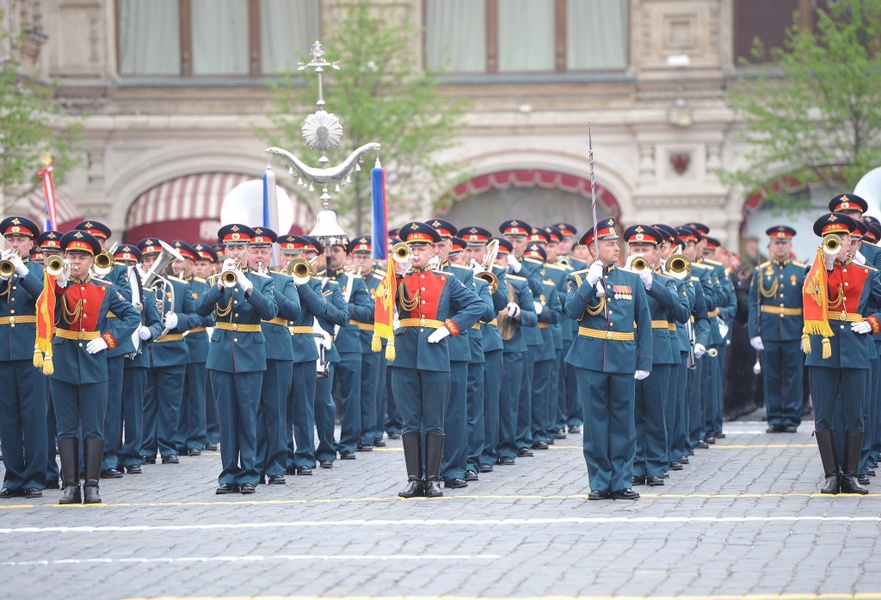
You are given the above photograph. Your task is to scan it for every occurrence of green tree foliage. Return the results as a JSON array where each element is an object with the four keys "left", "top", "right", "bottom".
[
  {"left": 262, "top": 0, "right": 468, "bottom": 236},
  {"left": 723, "top": 0, "right": 881, "bottom": 209},
  {"left": 0, "top": 23, "right": 81, "bottom": 199}
]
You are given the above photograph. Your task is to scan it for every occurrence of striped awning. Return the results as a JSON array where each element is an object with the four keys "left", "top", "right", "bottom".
[
  {"left": 12, "top": 188, "right": 84, "bottom": 232},
  {"left": 124, "top": 172, "right": 313, "bottom": 245}
]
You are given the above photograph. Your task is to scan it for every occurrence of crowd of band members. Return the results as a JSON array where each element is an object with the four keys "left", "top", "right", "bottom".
[{"left": 2, "top": 193, "right": 880, "bottom": 502}]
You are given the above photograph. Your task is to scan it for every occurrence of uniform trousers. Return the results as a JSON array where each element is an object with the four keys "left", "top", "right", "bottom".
[
  {"left": 480, "top": 349, "right": 503, "bottom": 467},
  {"left": 257, "top": 359, "right": 292, "bottom": 478},
  {"left": 176, "top": 361, "right": 208, "bottom": 452},
  {"left": 0, "top": 360, "right": 48, "bottom": 490},
  {"left": 466, "top": 359, "right": 486, "bottom": 474},
  {"left": 50, "top": 380, "right": 106, "bottom": 440},
  {"left": 497, "top": 351, "right": 523, "bottom": 459},
  {"left": 668, "top": 355, "right": 689, "bottom": 462},
  {"left": 359, "top": 350, "right": 381, "bottom": 446},
  {"left": 564, "top": 338, "right": 582, "bottom": 428},
  {"left": 515, "top": 348, "right": 536, "bottom": 449},
  {"left": 210, "top": 369, "right": 262, "bottom": 486},
  {"left": 859, "top": 356, "right": 879, "bottom": 474},
  {"left": 46, "top": 392, "right": 59, "bottom": 483},
  {"left": 205, "top": 370, "right": 220, "bottom": 445},
  {"left": 314, "top": 365, "right": 338, "bottom": 463},
  {"left": 143, "top": 365, "right": 186, "bottom": 458},
  {"left": 530, "top": 357, "right": 553, "bottom": 444},
  {"left": 576, "top": 368, "right": 636, "bottom": 493},
  {"left": 701, "top": 348, "right": 720, "bottom": 439},
  {"left": 634, "top": 364, "right": 671, "bottom": 479},
  {"left": 440, "top": 360, "right": 468, "bottom": 481},
  {"left": 686, "top": 357, "right": 705, "bottom": 449},
  {"left": 761, "top": 340, "right": 804, "bottom": 428},
  {"left": 548, "top": 347, "right": 564, "bottom": 434},
  {"left": 102, "top": 355, "right": 125, "bottom": 472},
  {"left": 118, "top": 365, "right": 147, "bottom": 469},
  {"left": 288, "top": 360, "right": 318, "bottom": 469},
  {"left": 390, "top": 367, "right": 449, "bottom": 435},
  {"left": 334, "top": 354, "right": 361, "bottom": 455},
  {"left": 810, "top": 366, "right": 867, "bottom": 432},
  {"left": 382, "top": 364, "right": 403, "bottom": 435}
]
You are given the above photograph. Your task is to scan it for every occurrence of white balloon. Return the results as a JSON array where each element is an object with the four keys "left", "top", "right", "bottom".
[
  {"left": 854, "top": 166, "right": 881, "bottom": 219},
  {"left": 220, "top": 179, "right": 294, "bottom": 234}
]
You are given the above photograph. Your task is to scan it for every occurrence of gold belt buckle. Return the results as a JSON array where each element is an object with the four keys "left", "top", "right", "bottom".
[
  {"left": 77, "top": 330, "right": 84, "bottom": 340},
  {"left": 232, "top": 323, "right": 239, "bottom": 331},
  {"left": 8, "top": 316, "right": 15, "bottom": 326},
  {"left": 840, "top": 311, "right": 847, "bottom": 321},
  {"left": 779, "top": 308, "right": 785, "bottom": 316},
  {"left": 419, "top": 316, "right": 426, "bottom": 327},
  {"left": 606, "top": 330, "right": 613, "bottom": 340}
]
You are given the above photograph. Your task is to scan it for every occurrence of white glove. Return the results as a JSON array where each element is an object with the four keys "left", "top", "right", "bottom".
[
  {"left": 471, "top": 262, "right": 487, "bottom": 275},
  {"left": 750, "top": 336, "right": 764, "bottom": 351},
  {"left": 534, "top": 302, "right": 543, "bottom": 316},
  {"left": 506, "top": 301, "right": 521, "bottom": 320},
  {"left": 823, "top": 252, "right": 835, "bottom": 271},
  {"left": 852, "top": 321, "right": 873, "bottom": 334},
  {"left": 855, "top": 250, "right": 867, "bottom": 266},
  {"left": 693, "top": 343, "right": 707, "bottom": 359},
  {"left": 222, "top": 258, "right": 237, "bottom": 273},
  {"left": 507, "top": 253, "right": 521, "bottom": 273},
  {"left": 639, "top": 267, "right": 652, "bottom": 290},
  {"left": 235, "top": 269, "right": 253, "bottom": 293},
  {"left": 137, "top": 325, "right": 152, "bottom": 340},
  {"left": 164, "top": 311, "right": 179, "bottom": 331},
  {"left": 634, "top": 369, "right": 650, "bottom": 381},
  {"left": 55, "top": 262, "right": 70, "bottom": 288},
  {"left": 86, "top": 337, "right": 108, "bottom": 355},
  {"left": 11, "top": 253, "right": 27, "bottom": 277},
  {"left": 394, "top": 259, "right": 411, "bottom": 275},
  {"left": 595, "top": 281, "right": 605, "bottom": 296},
  {"left": 427, "top": 326, "right": 451, "bottom": 343},
  {"left": 428, "top": 256, "right": 440, "bottom": 270},
  {"left": 586, "top": 260, "right": 604, "bottom": 286}
]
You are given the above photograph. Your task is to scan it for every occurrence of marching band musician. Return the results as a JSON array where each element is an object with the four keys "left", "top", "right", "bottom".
[
  {"left": 192, "top": 243, "right": 220, "bottom": 451},
  {"left": 391, "top": 222, "right": 484, "bottom": 498},
  {"left": 0, "top": 217, "right": 48, "bottom": 499},
  {"left": 804, "top": 212, "right": 881, "bottom": 495},
  {"left": 249, "top": 227, "right": 301, "bottom": 485},
  {"left": 49, "top": 230, "right": 139, "bottom": 504},
  {"left": 747, "top": 226, "right": 806, "bottom": 433},
  {"left": 197, "top": 224, "right": 278, "bottom": 495},
  {"left": 564, "top": 218, "right": 653, "bottom": 501},
  {"left": 278, "top": 234, "right": 345, "bottom": 476},
  {"left": 137, "top": 238, "right": 198, "bottom": 466},
  {"left": 554, "top": 223, "right": 584, "bottom": 435}
]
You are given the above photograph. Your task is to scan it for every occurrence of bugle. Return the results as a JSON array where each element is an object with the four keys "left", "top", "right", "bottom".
[
  {"left": 285, "top": 257, "right": 313, "bottom": 285},
  {"left": 220, "top": 260, "right": 242, "bottom": 288},
  {"left": 822, "top": 234, "right": 842, "bottom": 255},
  {"left": 391, "top": 242, "right": 411, "bottom": 263},
  {"left": 666, "top": 253, "right": 692, "bottom": 281},
  {"left": 93, "top": 250, "right": 115, "bottom": 277},
  {"left": 45, "top": 255, "right": 67, "bottom": 277},
  {"left": 0, "top": 249, "right": 16, "bottom": 278},
  {"left": 629, "top": 255, "right": 649, "bottom": 273}
]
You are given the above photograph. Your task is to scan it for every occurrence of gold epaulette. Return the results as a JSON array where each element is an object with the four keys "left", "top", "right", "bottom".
[
  {"left": 545, "top": 262, "right": 570, "bottom": 272},
  {"left": 450, "top": 263, "right": 472, "bottom": 272},
  {"left": 90, "top": 277, "right": 111, "bottom": 285},
  {"left": 370, "top": 270, "right": 385, "bottom": 280},
  {"left": 251, "top": 270, "right": 272, "bottom": 279},
  {"left": 506, "top": 273, "right": 527, "bottom": 281},
  {"left": 193, "top": 276, "right": 207, "bottom": 284},
  {"left": 691, "top": 262, "right": 711, "bottom": 271},
  {"left": 757, "top": 261, "right": 771, "bottom": 270},
  {"left": 167, "top": 275, "right": 187, "bottom": 284},
  {"left": 792, "top": 261, "right": 806, "bottom": 268},
  {"left": 704, "top": 258, "right": 723, "bottom": 266}
]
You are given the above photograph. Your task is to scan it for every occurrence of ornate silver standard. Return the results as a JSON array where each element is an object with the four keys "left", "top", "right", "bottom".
[
  {"left": 588, "top": 122, "right": 600, "bottom": 259},
  {"left": 265, "top": 40, "right": 381, "bottom": 271}
]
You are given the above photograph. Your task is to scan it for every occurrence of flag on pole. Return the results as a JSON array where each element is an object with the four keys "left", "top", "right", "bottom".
[
  {"left": 263, "top": 165, "right": 281, "bottom": 266},
  {"left": 37, "top": 154, "right": 57, "bottom": 232},
  {"left": 371, "top": 257, "right": 396, "bottom": 361},
  {"left": 33, "top": 274, "right": 57, "bottom": 374},
  {"left": 371, "top": 158, "right": 388, "bottom": 260}
]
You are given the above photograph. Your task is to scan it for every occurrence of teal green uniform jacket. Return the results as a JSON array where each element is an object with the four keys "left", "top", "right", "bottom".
[{"left": 747, "top": 259, "right": 806, "bottom": 342}]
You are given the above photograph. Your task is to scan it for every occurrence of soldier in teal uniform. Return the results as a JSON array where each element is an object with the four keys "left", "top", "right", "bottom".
[
  {"left": 279, "top": 235, "right": 346, "bottom": 475},
  {"left": 747, "top": 226, "right": 806, "bottom": 433},
  {"left": 191, "top": 243, "right": 219, "bottom": 451},
  {"left": 623, "top": 225, "right": 690, "bottom": 486},
  {"left": 196, "top": 224, "right": 278, "bottom": 494},
  {"left": 138, "top": 238, "right": 197, "bottom": 465},
  {"left": 429, "top": 219, "right": 475, "bottom": 488},
  {"left": 390, "top": 222, "right": 484, "bottom": 498},
  {"left": 49, "top": 230, "right": 139, "bottom": 504},
  {"left": 804, "top": 212, "right": 881, "bottom": 494},
  {"left": 540, "top": 225, "right": 572, "bottom": 441},
  {"left": 565, "top": 218, "right": 653, "bottom": 501},
  {"left": 555, "top": 223, "right": 584, "bottom": 434},
  {"left": 492, "top": 238, "right": 537, "bottom": 466},
  {"left": 0, "top": 217, "right": 48, "bottom": 498}
]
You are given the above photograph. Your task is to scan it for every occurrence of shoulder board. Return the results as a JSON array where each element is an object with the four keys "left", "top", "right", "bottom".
[
  {"left": 506, "top": 273, "right": 527, "bottom": 281},
  {"left": 545, "top": 263, "right": 569, "bottom": 272},
  {"left": 691, "top": 263, "right": 710, "bottom": 271},
  {"left": 432, "top": 269, "right": 452, "bottom": 276},
  {"left": 90, "top": 277, "right": 111, "bottom": 285},
  {"left": 758, "top": 261, "right": 770, "bottom": 269},
  {"left": 792, "top": 261, "right": 806, "bottom": 268},
  {"left": 569, "top": 268, "right": 589, "bottom": 277},
  {"left": 193, "top": 276, "right": 207, "bottom": 284},
  {"left": 543, "top": 279, "right": 557, "bottom": 285},
  {"left": 207, "top": 274, "right": 219, "bottom": 285},
  {"left": 167, "top": 275, "right": 187, "bottom": 284},
  {"left": 865, "top": 264, "right": 878, "bottom": 272},
  {"left": 252, "top": 271, "right": 272, "bottom": 279},
  {"left": 370, "top": 272, "right": 385, "bottom": 281},
  {"left": 450, "top": 264, "right": 471, "bottom": 272},
  {"left": 690, "top": 276, "right": 701, "bottom": 282},
  {"left": 322, "top": 290, "right": 333, "bottom": 298},
  {"left": 326, "top": 279, "right": 340, "bottom": 286},
  {"left": 704, "top": 259, "right": 723, "bottom": 266}
]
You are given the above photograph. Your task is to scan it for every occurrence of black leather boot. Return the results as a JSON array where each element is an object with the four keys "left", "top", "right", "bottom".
[
  {"left": 815, "top": 429, "right": 840, "bottom": 494},
  {"left": 424, "top": 432, "right": 445, "bottom": 498},
  {"left": 840, "top": 430, "right": 869, "bottom": 494},
  {"left": 82, "top": 438, "right": 104, "bottom": 504},
  {"left": 398, "top": 432, "right": 424, "bottom": 498},
  {"left": 58, "top": 438, "right": 81, "bottom": 505}
]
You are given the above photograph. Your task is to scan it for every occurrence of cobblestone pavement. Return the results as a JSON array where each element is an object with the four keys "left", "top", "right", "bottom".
[{"left": 2, "top": 421, "right": 881, "bottom": 600}]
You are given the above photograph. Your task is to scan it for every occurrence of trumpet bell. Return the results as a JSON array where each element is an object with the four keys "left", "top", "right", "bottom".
[
  {"left": 475, "top": 270, "right": 499, "bottom": 293},
  {"left": 0, "top": 260, "right": 15, "bottom": 279},
  {"left": 221, "top": 270, "right": 239, "bottom": 288},
  {"left": 630, "top": 256, "right": 649, "bottom": 272},
  {"left": 666, "top": 254, "right": 692, "bottom": 280},
  {"left": 46, "top": 255, "right": 66, "bottom": 277},
  {"left": 285, "top": 257, "right": 313, "bottom": 284},
  {"left": 392, "top": 242, "right": 411, "bottom": 263},
  {"left": 823, "top": 234, "right": 842, "bottom": 255},
  {"left": 93, "top": 251, "right": 115, "bottom": 276}
]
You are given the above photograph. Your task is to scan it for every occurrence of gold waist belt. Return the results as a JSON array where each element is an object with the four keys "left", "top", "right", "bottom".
[
  {"left": 106, "top": 312, "right": 116, "bottom": 318},
  {"left": 0, "top": 315, "right": 37, "bottom": 326},
  {"left": 828, "top": 312, "right": 864, "bottom": 323},
  {"left": 186, "top": 327, "right": 207, "bottom": 334},
  {"left": 398, "top": 318, "right": 444, "bottom": 329},
  {"left": 761, "top": 305, "right": 801, "bottom": 317},
  {"left": 349, "top": 320, "right": 374, "bottom": 331},
  {"left": 55, "top": 329, "right": 100, "bottom": 341},
  {"left": 667, "top": 323, "right": 677, "bottom": 331},
  {"left": 262, "top": 317, "right": 289, "bottom": 327},
  {"left": 538, "top": 322, "right": 549, "bottom": 329},
  {"left": 651, "top": 320, "right": 669, "bottom": 329},
  {"left": 215, "top": 322, "right": 261, "bottom": 333},
  {"left": 578, "top": 327, "right": 634, "bottom": 341},
  {"left": 290, "top": 326, "right": 314, "bottom": 335},
  {"left": 155, "top": 333, "right": 185, "bottom": 343},
  {"left": 471, "top": 323, "right": 481, "bottom": 330}
]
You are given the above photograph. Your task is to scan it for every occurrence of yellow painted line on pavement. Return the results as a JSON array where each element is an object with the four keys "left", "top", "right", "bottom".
[
  {"left": 2, "top": 491, "right": 879, "bottom": 511},
  {"left": 549, "top": 444, "right": 816, "bottom": 449},
  {"left": 119, "top": 594, "right": 881, "bottom": 600}
]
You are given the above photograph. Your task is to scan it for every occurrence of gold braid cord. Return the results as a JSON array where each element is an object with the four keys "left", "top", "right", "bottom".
[
  {"left": 758, "top": 269, "right": 778, "bottom": 299},
  {"left": 61, "top": 296, "right": 82, "bottom": 325},
  {"left": 397, "top": 280, "right": 420, "bottom": 312}
]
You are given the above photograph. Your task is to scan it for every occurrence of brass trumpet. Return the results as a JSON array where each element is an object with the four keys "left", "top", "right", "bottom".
[
  {"left": 823, "top": 234, "right": 842, "bottom": 255},
  {"left": 46, "top": 255, "right": 67, "bottom": 277},
  {"left": 220, "top": 260, "right": 241, "bottom": 288},
  {"left": 0, "top": 248, "right": 20, "bottom": 278},
  {"left": 666, "top": 253, "right": 692, "bottom": 281},
  {"left": 392, "top": 242, "right": 411, "bottom": 263},
  {"left": 93, "top": 250, "right": 115, "bottom": 277},
  {"left": 285, "top": 257, "right": 313, "bottom": 285},
  {"left": 630, "top": 255, "right": 649, "bottom": 273},
  {"left": 473, "top": 239, "right": 500, "bottom": 293}
]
